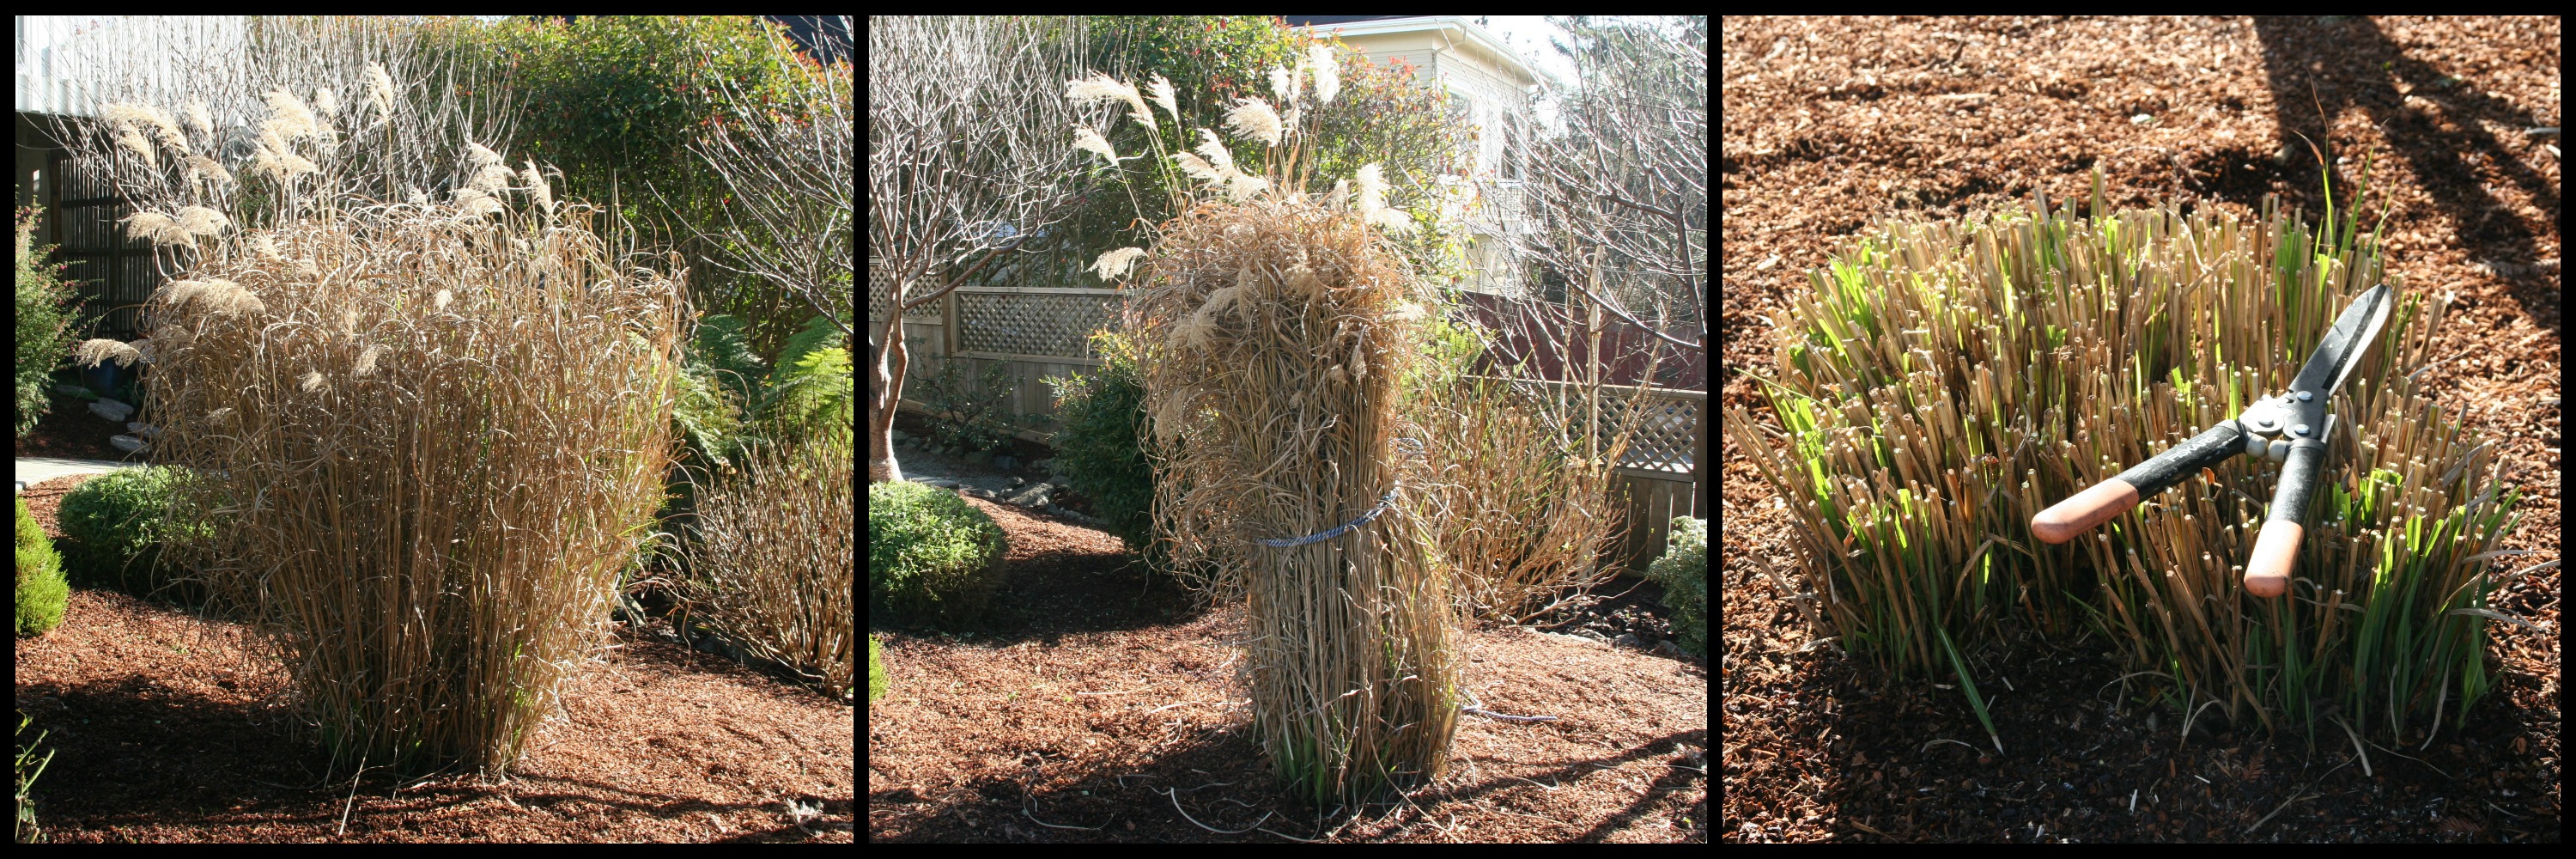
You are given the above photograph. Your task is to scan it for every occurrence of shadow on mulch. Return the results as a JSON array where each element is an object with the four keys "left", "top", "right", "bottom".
[{"left": 867, "top": 493, "right": 1708, "bottom": 843}]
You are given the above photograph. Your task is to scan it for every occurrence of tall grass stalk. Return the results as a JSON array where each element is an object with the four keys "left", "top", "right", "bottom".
[{"left": 1732, "top": 172, "right": 2522, "bottom": 743}]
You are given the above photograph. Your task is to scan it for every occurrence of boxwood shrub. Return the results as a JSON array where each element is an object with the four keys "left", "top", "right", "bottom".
[
  {"left": 868, "top": 481, "right": 1005, "bottom": 627},
  {"left": 54, "top": 466, "right": 213, "bottom": 603}
]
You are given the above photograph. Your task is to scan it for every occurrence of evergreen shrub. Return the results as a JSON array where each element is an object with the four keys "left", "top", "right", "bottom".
[
  {"left": 868, "top": 481, "right": 1006, "bottom": 627},
  {"left": 15, "top": 205, "right": 83, "bottom": 439},
  {"left": 1044, "top": 329, "right": 1154, "bottom": 552},
  {"left": 15, "top": 497, "right": 69, "bottom": 637}
]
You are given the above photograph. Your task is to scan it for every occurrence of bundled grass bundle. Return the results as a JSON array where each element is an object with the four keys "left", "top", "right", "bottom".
[
  {"left": 147, "top": 184, "right": 685, "bottom": 775},
  {"left": 1731, "top": 178, "right": 2523, "bottom": 743},
  {"left": 1138, "top": 197, "right": 1458, "bottom": 807}
]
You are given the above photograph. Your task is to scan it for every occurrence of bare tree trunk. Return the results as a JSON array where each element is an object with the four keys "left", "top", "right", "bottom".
[{"left": 869, "top": 311, "right": 908, "bottom": 483}]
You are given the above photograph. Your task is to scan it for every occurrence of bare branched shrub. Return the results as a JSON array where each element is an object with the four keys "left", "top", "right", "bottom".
[
  {"left": 148, "top": 186, "right": 686, "bottom": 777},
  {"left": 673, "top": 442, "right": 855, "bottom": 701}
]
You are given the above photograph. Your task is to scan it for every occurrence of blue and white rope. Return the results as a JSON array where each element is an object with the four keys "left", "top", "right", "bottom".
[{"left": 1249, "top": 435, "right": 1429, "bottom": 549}]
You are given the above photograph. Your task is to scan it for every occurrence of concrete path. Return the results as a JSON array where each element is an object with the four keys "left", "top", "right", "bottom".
[{"left": 15, "top": 457, "right": 141, "bottom": 495}]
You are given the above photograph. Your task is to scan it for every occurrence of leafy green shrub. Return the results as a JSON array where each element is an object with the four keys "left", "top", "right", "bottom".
[
  {"left": 868, "top": 635, "right": 889, "bottom": 703},
  {"left": 1044, "top": 329, "right": 1154, "bottom": 551},
  {"left": 15, "top": 205, "right": 84, "bottom": 439},
  {"left": 868, "top": 481, "right": 1005, "bottom": 627},
  {"left": 54, "top": 466, "right": 212, "bottom": 601},
  {"left": 15, "top": 497, "right": 69, "bottom": 637},
  {"left": 1645, "top": 516, "right": 1706, "bottom": 660}
]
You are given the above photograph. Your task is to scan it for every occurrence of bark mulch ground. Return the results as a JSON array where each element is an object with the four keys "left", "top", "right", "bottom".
[
  {"left": 867, "top": 489, "right": 1709, "bottom": 843},
  {"left": 13, "top": 474, "right": 855, "bottom": 844},
  {"left": 1722, "top": 15, "right": 2560, "bottom": 843}
]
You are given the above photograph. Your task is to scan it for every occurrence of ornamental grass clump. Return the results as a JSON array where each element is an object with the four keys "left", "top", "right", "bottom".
[
  {"left": 677, "top": 441, "right": 856, "bottom": 701},
  {"left": 15, "top": 497, "right": 69, "bottom": 638},
  {"left": 1731, "top": 174, "right": 2524, "bottom": 745},
  {"left": 146, "top": 156, "right": 686, "bottom": 776}
]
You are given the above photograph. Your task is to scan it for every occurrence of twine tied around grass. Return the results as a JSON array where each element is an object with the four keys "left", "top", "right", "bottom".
[{"left": 1248, "top": 434, "right": 1426, "bottom": 548}]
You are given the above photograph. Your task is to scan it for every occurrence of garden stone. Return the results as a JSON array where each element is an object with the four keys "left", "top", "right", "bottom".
[
  {"left": 1010, "top": 476, "right": 1026, "bottom": 488},
  {"left": 1031, "top": 458, "right": 1054, "bottom": 474},
  {"left": 110, "top": 435, "right": 146, "bottom": 453},
  {"left": 127, "top": 423, "right": 161, "bottom": 441},
  {"left": 1613, "top": 633, "right": 1645, "bottom": 649},
  {"left": 965, "top": 450, "right": 993, "bottom": 466},
  {"left": 909, "top": 477, "right": 958, "bottom": 489},
  {"left": 1005, "top": 483, "right": 1053, "bottom": 508},
  {"left": 992, "top": 454, "right": 1020, "bottom": 472},
  {"left": 53, "top": 384, "right": 90, "bottom": 396},
  {"left": 89, "top": 399, "right": 135, "bottom": 423}
]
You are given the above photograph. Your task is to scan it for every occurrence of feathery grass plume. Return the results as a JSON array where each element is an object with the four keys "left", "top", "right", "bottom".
[
  {"left": 1224, "top": 97, "right": 1285, "bottom": 148},
  {"left": 453, "top": 188, "right": 501, "bottom": 218},
  {"left": 103, "top": 102, "right": 186, "bottom": 155},
  {"left": 407, "top": 187, "right": 428, "bottom": 207},
  {"left": 1735, "top": 173, "right": 2518, "bottom": 744},
  {"left": 465, "top": 140, "right": 504, "bottom": 168},
  {"left": 1325, "top": 179, "right": 1350, "bottom": 211},
  {"left": 184, "top": 101, "right": 215, "bottom": 141},
  {"left": 313, "top": 87, "right": 339, "bottom": 119},
  {"left": 114, "top": 127, "right": 160, "bottom": 168},
  {"left": 173, "top": 206, "right": 229, "bottom": 237},
  {"left": 1309, "top": 43, "right": 1341, "bottom": 105},
  {"left": 365, "top": 62, "right": 398, "bottom": 117},
  {"left": 519, "top": 160, "right": 555, "bottom": 218},
  {"left": 209, "top": 282, "right": 265, "bottom": 316},
  {"left": 1269, "top": 65, "right": 1294, "bottom": 102},
  {"left": 1065, "top": 71, "right": 1153, "bottom": 131},
  {"left": 1192, "top": 129, "right": 1237, "bottom": 176},
  {"left": 262, "top": 88, "right": 319, "bottom": 138},
  {"left": 337, "top": 310, "right": 360, "bottom": 334},
  {"left": 434, "top": 289, "right": 453, "bottom": 310},
  {"left": 72, "top": 338, "right": 143, "bottom": 369},
  {"left": 1091, "top": 247, "right": 1148, "bottom": 282},
  {"left": 1148, "top": 74, "right": 1181, "bottom": 125},
  {"left": 469, "top": 161, "right": 516, "bottom": 194},
  {"left": 1280, "top": 107, "right": 1301, "bottom": 139},
  {"left": 298, "top": 369, "right": 326, "bottom": 393},
  {"left": 1224, "top": 172, "right": 1270, "bottom": 202},
  {"left": 1174, "top": 152, "right": 1224, "bottom": 186},
  {"left": 250, "top": 234, "right": 284, "bottom": 261},
  {"left": 1072, "top": 125, "right": 1124, "bottom": 168},
  {"left": 353, "top": 344, "right": 385, "bottom": 377},
  {"left": 185, "top": 155, "right": 234, "bottom": 188},
  {"left": 121, "top": 210, "right": 193, "bottom": 248}
]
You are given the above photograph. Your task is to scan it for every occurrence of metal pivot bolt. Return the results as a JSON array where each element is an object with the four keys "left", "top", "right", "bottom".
[
  {"left": 2295, "top": 390, "right": 2314, "bottom": 402},
  {"left": 2293, "top": 423, "right": 2311, "bottom": 436}
]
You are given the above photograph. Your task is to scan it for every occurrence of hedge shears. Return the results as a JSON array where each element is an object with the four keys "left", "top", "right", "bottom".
[{"left": 2031, "top": 283, "right": 2393, "bottom": 598}]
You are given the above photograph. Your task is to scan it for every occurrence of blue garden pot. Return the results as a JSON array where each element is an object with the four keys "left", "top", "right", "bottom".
[{"left": 82, "top": 360, "right": 128, "bottom": 403}]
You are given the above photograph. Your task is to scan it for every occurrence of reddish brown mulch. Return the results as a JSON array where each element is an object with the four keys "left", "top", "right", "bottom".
[
  {"left": 1722, "top": 15, "right": 2560, "bottom": 843},
  {"left": 868, "top": 493, "right": 1709, "bottom": 843},
  {"left": 14, "top": 475, "right": 855, "bottom": 844}
]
